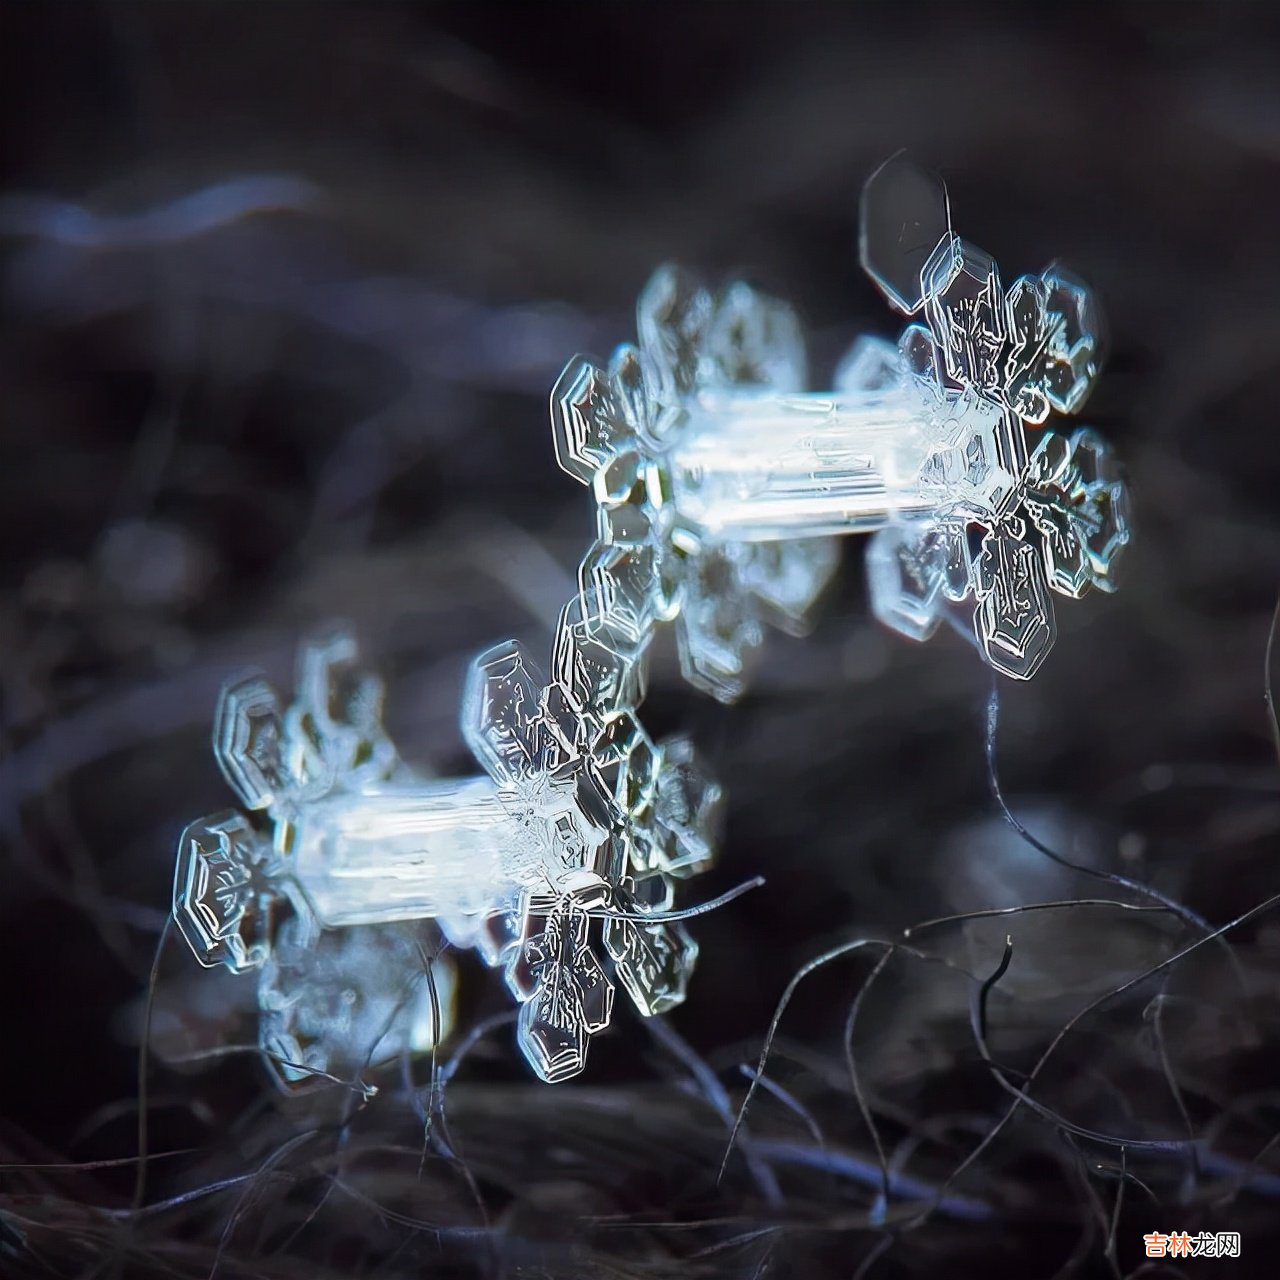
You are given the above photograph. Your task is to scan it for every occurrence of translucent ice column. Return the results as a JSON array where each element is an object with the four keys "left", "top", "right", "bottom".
[
  {"left": 668, "top": 381, "right": 1022, "bottom": 540},
  {"left": 550, "top": 154, "right": 1129, "bottom": 692},
  {"left": 286, "top": 779, "right": 565, "bottom": 929},
  {"left": 173, "top": 629, "right": 723, "bottom": 1085}
]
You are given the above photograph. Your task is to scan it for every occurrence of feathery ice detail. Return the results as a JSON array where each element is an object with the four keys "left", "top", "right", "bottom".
[
  {"left": 551, "top": 154, "right": 1129, "bottom": 692},
  {"left": 173, "top": 629, "right": 721, "bottom": 1086}
]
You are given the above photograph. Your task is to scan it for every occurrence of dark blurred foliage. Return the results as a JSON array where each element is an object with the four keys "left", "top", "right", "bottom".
[{"left": 4, "top": 2, "right": 1280, "bottom": 1277}]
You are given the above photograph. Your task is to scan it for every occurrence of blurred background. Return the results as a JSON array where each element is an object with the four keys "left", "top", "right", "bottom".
[{"left": 3, "top": 3, "right": 1280, "bottom": 1276}]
